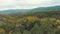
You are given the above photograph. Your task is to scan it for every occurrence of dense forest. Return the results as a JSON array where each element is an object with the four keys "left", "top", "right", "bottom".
[{"left": 0, "top": 7, "right": 60, "bottom": 34}]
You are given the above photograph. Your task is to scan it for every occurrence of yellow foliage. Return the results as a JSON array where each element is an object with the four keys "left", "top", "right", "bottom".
[
  {"left": 56, "top": 20, "right": 60, "bottom": 24},
  {"left": 16, "top": 16, "right": 40, "bottom": 23},
  {"left": 57, "top": 26, "right": 60, "bottom": 29},
  {"left": 0, "top": 28, "right": 5, "bottom": 34},
  {"left": 26, "top": 16, "right": 39, "bottom": 22},
  {"left": 40, "top": 18, "right": 56, "bottom": 22}
]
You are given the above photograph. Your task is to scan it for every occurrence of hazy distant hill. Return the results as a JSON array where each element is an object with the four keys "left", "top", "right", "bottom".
[
  {"left": 0, "top": 6, "right": 60, "bottom": 14},
  {"left": 31, "top": 6, "right": 60, "bottom": 12},
  {"left": 0, "top": 9, "right": 31, "bottom": 14}
]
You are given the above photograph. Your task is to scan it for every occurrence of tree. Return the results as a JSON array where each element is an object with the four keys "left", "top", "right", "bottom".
[{"left": 16, "top": 16, "right": 41, "bottom": 34}]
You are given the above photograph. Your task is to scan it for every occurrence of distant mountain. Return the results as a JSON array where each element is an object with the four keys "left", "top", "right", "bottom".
[
  {"left": 31, "top": 6, "right": 60, "bottom": 12},
  {"left": 0, "top": 6, "right": 60, "bottom": 14},
  {"left": 0, "top": 9, "right": 31, "bottom": 14}
]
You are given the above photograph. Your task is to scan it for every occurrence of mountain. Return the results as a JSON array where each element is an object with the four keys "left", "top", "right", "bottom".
[
  {"left": 0, "top": 6, "right": 60, "bottom": 14},
  {"left": 31, "top": 6, "right": 60, "bottom": 12},
  {"left": 0, "top": 9, "right": 31, "bottom": 14}
]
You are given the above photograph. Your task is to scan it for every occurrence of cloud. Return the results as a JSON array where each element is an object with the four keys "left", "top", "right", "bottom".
[
  {"left": 16, "top": 0, "right": 52, "bottom": 4},
  {"left": 0, "top": 0, "right": 60, "bottom": 10}
]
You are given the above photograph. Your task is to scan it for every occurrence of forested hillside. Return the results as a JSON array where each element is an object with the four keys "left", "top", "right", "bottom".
[{"left": 0, "top": 6, "right": 60, "bottom": 34}]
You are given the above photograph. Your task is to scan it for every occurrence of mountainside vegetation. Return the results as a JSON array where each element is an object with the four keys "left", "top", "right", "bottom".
[{"left": 0, "top": 6, "right": 60, "bottom": 34}]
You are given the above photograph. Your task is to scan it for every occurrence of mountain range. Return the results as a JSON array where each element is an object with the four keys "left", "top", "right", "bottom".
[
  {"left": 0, "top": 6, "right": 60, "bottom": 14},
  {"left": 0, "top": 9, "right": 31, "bottom": 14}
]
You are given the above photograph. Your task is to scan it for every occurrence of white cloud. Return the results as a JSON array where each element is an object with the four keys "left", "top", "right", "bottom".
[
  {"left": 16, "top": 0, "right": 52, "bottom": 4},
  {"left": 0, "top": 0, "right": 16, "bottom": 6},
  {"left": 0, "top": 0, "right": 60, "bottom": 10},
  {"left": 15, "top": 5, "right": 39, "bottom": 9}
]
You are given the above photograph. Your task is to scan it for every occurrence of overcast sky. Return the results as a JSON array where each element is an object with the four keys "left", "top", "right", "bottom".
[{"left": 0, "top": 0, "right": 60, "bottom": 10}]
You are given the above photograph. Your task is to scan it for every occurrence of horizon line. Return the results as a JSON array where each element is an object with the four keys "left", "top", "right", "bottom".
[{"left": 0, "top": 5, "right": 60, "bottom": 11}]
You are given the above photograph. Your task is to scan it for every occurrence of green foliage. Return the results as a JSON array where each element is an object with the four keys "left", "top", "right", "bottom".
[{"left": 0, "top": 10, "right": 60, "bottom": 34}]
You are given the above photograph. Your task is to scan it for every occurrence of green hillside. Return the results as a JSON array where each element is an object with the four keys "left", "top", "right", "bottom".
[{"left": 0, "top": 6, "right": 60, "bottom": 34}]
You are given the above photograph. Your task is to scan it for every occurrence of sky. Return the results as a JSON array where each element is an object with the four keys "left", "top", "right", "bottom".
[{"left": 0, "top": 0, "right": 60, "bottom": 11}]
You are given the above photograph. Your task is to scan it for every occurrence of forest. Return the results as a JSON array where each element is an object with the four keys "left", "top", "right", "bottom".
[{"left": 0, "top": 10, "right": 60, "bottom": 34}]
